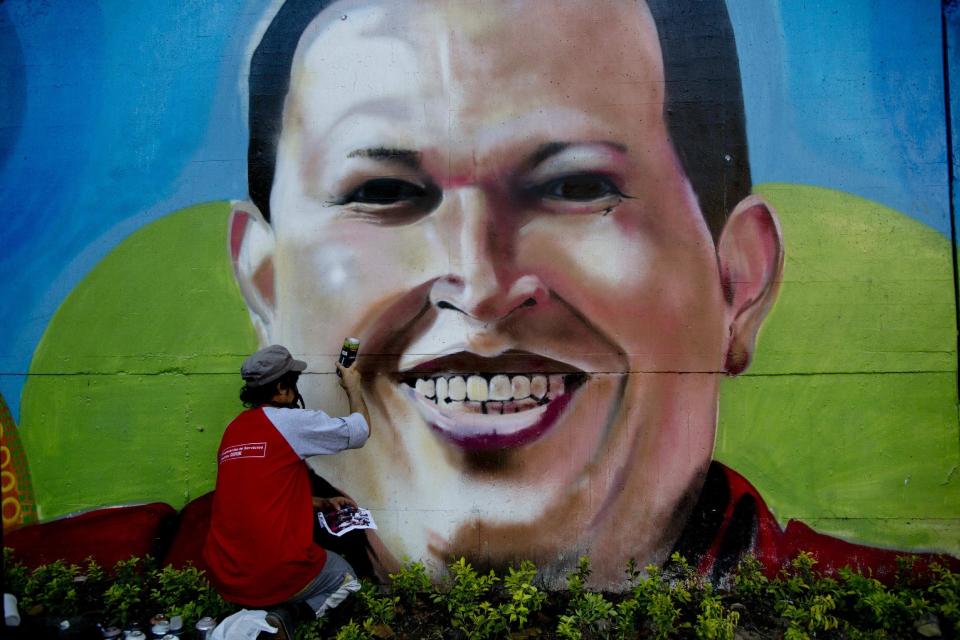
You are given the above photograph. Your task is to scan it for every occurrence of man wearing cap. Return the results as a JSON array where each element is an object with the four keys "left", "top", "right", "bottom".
[{"left": 203, "top": 345, "right": 371, "bottom": 623}]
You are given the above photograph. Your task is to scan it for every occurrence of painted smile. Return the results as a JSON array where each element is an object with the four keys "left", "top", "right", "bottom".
[{"left": 398, "top": 351, "right": 587, "bottom": 449}]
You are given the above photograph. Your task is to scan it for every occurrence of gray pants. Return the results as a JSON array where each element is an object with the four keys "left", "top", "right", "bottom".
[{"left": 289, "top": 551, "right": 360, "bottom": 616}]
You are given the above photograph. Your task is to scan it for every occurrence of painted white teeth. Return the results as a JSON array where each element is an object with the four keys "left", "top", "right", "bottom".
[
  {"left": 406, "top": 373, "right": 575, "bottom": 408},
  {"left": 530, "top": 375, "right": 548, "bottom": 399},
  {"left": 448, "top": 376, "right": 467, "bottom": 401},
  {"left": 489, "top": 375, "right": 511, "bottom": 400},
  {"left": 549, "top": 374, "right": 565, "bottom": 396},
  {"left": 511, "top": 376, "right": 530, "bottom": 399},
  {"left": 466, "top": 375, "right": 488, "bottom": 401}
]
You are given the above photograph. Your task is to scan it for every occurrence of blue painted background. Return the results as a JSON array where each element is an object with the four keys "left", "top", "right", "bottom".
[{"left": 0, "top": 0, "right": 951, "bottom": 419}]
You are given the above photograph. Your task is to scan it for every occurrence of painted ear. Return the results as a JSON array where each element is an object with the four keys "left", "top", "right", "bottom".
[
  {"left": 717, "top": 195, "right": 784, "bottom": 375},
  {"left": 229, "top": 202, "right": 276, "bottom": 345}
]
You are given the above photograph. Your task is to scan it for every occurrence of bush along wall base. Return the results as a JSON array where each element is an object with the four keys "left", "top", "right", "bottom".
[{"left": 4, "top": 548, "right": 959, "bottom": 639}]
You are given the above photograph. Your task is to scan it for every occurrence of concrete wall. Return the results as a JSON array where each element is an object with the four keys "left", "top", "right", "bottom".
[{"left": 1, "top": 0, "right": 957, "bottom": 585}]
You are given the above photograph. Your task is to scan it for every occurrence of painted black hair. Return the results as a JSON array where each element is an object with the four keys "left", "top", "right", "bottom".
[
  {"left": 247, "top": 0, "right": 750, "bottom": 240},
  {"left": 248, "top": 0, "right": 334, "bottom": 223}
]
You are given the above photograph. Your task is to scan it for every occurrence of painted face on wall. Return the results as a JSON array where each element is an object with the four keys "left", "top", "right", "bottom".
[{"left": 234, "top": 0, "right": 783, "bottom": 585}]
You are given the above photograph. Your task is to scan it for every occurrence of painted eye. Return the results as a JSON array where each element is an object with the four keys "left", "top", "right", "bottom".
[
  {"left": 336, "top": 178, "right": 441, "bottom": 226},
  {"left": 344, "top": 178, "right": 429, "bottom": 204},
  {"left": 539, "top": 174, "right": 623, "bottom": 202}
]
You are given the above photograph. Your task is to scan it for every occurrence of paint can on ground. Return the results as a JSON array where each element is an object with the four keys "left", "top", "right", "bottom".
[
  {"left": 3, "top": 593, "right": 19, "bottom": 626},
  {"left": 194, "top": 617, "right": 216, "bottom": 639},
  {"left": 150, "top": 619, "right": 171, "bottom": 638}
]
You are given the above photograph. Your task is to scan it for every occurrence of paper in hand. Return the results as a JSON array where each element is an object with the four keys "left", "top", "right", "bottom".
[{"left": 318, "top": 505, "right": 378, "bottom": 537}]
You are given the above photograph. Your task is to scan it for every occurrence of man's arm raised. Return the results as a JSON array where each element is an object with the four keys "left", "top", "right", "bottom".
[{"left": 337, "top": 362, "right": 371, "bottom": 437}]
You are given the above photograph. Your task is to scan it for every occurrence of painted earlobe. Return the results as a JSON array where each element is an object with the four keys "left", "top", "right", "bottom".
[
  {"left": 229, "top": 202, "right": 276, "bottom": 346},
  {"left": 717, "top": 195, "right": 784, "bottom": 375}
]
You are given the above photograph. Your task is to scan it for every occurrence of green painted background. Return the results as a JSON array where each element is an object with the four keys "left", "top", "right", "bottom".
[
  {"left": 20, "top": 203, "right": 258, "bottom": 516},
  {"left": 19, "top": 185, "right": 960, "bottom": 555},
  {"left": 717, "top": 184, "right": 958, "bottom": 555}
]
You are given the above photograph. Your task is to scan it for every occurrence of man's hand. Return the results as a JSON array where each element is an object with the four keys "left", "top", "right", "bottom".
[
  {"left": 312, "top": 495, "right": 358, "bottom": 511},
  {"left": 336, "top": 362, "right": 372, "bottom": 435},
  {"left": 336, "top": 362, "right": 362, "bottom": 391}
]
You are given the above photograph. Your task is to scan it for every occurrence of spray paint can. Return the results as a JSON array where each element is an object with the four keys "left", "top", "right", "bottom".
[
  {"left": 168, "top": 615, "right": 184, "bottom": 637},
  {"left": 194, "top": 617, "right": 216, "bottom": 639},
  {"left": 337, "top": 337, "right": 360, "bottom": 375},
  {"left": 150, "top": 620, "right": 171, "bottom": 638}
]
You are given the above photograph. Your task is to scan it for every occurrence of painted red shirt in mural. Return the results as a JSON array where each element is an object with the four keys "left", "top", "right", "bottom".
[
  {"left": 673, "top": 463, "right": 958, "bottom": 582},
  {"left": 203, "top": 406, "right": 368, "bottom": 606}
]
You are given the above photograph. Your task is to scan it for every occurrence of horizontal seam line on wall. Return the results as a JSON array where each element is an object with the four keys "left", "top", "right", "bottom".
[{"left": 0, "top": 369, "right": 956, "bottom": 377}]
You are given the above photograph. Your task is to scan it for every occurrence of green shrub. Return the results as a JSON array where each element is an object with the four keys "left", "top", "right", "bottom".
[
  {"left": 3, "top": 550, "right": 236, "bottom": 630},
  {"left": 631, "top": 556, "right": 694, "bottom": 640},
  {"left": 557, "top": 556, "right": 618, "bottom": 640},
  {"left": 15, "top": 556, "right": 109, "bottom": 619},
  {"left": 21, "top": 559, "right": 81, "bottom": 617},
  {"left": 5, "top": 545, "right": 956, "bottom": 640},
  {"left": 294, "top": 616, "right": 326, "bottom": 640},
  {"left": 502, "top": 560, "right": 546, "bottom": 630},
  {"left": 928, "top": 562, "right": 959, "bottom": 629},
  {"left": 334, "top": 619, "right": 369, "bottom": 640},
  {"left": 781, "top": 593, "right": 840, "bottom": 638},
  {"left": 3, "top": 548, "right": 30, "bottom": 598},
  {"left": 358, "top": 580, "right": 397, "bottom": 626},
  {"left": 695, "top": 590, "right": 738, "bottom": 640},
  {"left": 733, "top": 554, "right": 770, "bottom": 602},
  {"left": 431, "top": 557, "right": 505, "bottom": 639},
  {"left": 149, "top": 563, "right": 233, "bottom": 627},
  {"left": 387, "top": 558, "right": 432, "bottom": 606},
  {"left": 101, "top": 557, "right": 144, "bottom": 628}
]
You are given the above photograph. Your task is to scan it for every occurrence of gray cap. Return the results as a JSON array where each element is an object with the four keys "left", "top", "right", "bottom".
[{"left": 241, "top": 345, "right": 307, "bottom": 387}]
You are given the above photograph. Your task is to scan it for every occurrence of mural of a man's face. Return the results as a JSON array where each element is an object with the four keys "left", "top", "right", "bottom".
[{"left": 235, "top": 0, "right": 783, "bottom": 585}]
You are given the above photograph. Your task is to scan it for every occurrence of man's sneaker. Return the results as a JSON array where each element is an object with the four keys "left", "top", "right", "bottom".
[{"left": 263, "top": 605, "right": 296, "bottom": 639}]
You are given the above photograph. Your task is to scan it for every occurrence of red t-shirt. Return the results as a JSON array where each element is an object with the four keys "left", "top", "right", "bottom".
[{"left": 203, "top": 406, "right": 368, "bottom": 605}]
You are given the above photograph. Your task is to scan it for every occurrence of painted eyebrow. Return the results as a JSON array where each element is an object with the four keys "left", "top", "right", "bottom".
[
  {"left": 526, "top": 141, "right": 629, "bottom": 168},
  {"left": 346, "top": 147, "right": 421, "bottom": 170}
]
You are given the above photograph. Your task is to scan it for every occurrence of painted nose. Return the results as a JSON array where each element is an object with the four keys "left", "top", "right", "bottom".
[{"left": 429, "top": 189, "right": 547, "bottom": 323}]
